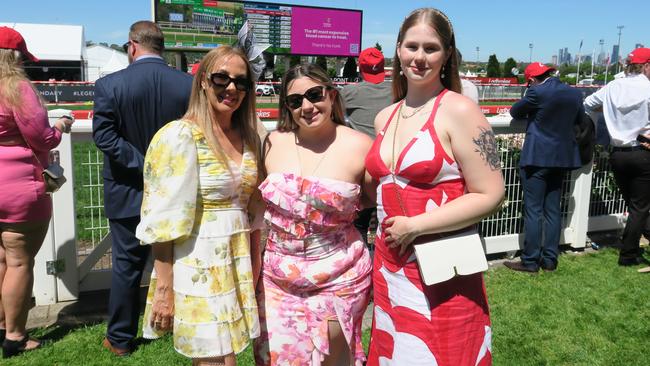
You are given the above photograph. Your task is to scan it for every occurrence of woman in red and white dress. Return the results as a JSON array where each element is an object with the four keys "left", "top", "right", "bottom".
[{"left": 365, "top": 8, "right": 505, "bottom": 366}]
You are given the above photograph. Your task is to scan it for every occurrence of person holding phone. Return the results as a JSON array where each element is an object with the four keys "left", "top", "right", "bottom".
[
  {"left": 584, "top": 47, "right": 650, "bottom": 268},
  {"left": 0, "top": 26, "right": 72, "bottom": 358}
]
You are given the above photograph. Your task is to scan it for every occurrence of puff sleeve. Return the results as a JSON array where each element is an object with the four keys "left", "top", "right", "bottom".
[{"left": 136, "top": 120, "right": 198, "bottom": 245}]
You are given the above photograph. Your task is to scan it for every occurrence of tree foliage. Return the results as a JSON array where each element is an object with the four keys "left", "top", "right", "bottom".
[
  {"left": 289, "top": 55, "right": 301, "bottom": 67},
  {"left": 374, "top": 42, "right": 382, "bottom": 52},
  {"left": 315, "top": 56, "right": 327, "bottom": 72},
  {"left": 343, "top": 56, "right": 358, "bottom": 80},
  {"left": 486, "top": 54, "right": 500, "bottom": 77},
  {"left": 502, "top": 57, "right": 517, "bottom": 77}
]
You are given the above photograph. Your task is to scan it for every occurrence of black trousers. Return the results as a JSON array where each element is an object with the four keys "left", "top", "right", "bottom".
[
  {"left": 354, "top": 207, "right": 376, "bottom": 250},
  {"left": 609, "top": 149, "right": 650, "bottom": 261},
  {"left": 106, "top": 216, "right": 150, "bottom": 349}
]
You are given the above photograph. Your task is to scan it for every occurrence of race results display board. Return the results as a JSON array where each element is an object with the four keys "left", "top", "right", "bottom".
[{"left": 154, "top": 0, "right": 362, "bottom": 56}]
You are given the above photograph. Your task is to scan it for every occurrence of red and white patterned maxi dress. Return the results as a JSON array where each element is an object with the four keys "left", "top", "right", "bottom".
[{"left": 365, "top": 90, "right": 492, "bottom": 366}]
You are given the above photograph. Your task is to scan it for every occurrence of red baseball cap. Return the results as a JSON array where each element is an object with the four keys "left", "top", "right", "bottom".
[
  {"left": 359, "top": 47, "right": 385, "bottom": 84},
  {"left": 190, "top": 62, "right": 200, "bottom": 75},
  {"left": 0, "top": 27, "right": 38, "bottom": 62},
  {"left": 524, "top": 62, "right": 555, "bottom": 81},
  {"left": 628, "top": 47, "right": 650, "bottom": 64}
]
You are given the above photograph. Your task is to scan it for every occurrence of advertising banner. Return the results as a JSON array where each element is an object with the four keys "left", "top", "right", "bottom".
[
  {"left": 154, "top": 0, "right": 362, "bottom": 56},
  {"left": 35, "top": 85, "right": 95, "bottom": 103},
  {"left": 464, "top": 77, "right": 519, "bottom": 85},
  {"left": 290, "top": 7, "right": 361, "bottom": 56}
]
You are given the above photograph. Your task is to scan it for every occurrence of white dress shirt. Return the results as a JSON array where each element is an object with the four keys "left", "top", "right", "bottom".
[{"left": 584, "top": 73, "right": 650, "bottom": 147}]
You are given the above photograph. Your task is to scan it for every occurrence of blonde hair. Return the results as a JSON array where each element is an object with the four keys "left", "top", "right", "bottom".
[
  {"left": 0, "top": 48, "right": 42, "bottom": 111},
  {"left": 277, "top": 64, "right": 345, "bottom": 132},
  {"left": 183, "top": 46, "right": 261, "bottom": 175},
  {"left": 392, "top": 8, "right": 461, "bottom": 102}
]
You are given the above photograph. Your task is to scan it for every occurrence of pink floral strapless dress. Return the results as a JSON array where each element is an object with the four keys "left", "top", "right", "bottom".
[{"left": 254, "top": 172, "right": 372, "bottom": 366}]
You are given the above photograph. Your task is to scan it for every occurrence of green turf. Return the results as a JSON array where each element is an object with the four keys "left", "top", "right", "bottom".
[
  {"left": 488, "top": 248, "right": 650, "bottom": 366},
  {"left": 5, "top": 249, "right": 649, "bottom": 365}
]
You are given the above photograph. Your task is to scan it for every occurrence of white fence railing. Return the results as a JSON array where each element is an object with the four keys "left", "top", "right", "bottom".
[{"left": 33, "top": 112, "right": 626, "bottom": 305}]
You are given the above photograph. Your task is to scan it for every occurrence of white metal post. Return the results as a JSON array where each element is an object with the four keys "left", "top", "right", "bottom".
[
  {"left": 567, "top": 162, "right": 594, "bottom": 248},
  {"left": 47, "top": 110, "right": 79, "bottom": 301},
  {"left": 33, "top": 220, "right": 57, "bottom": 305}
]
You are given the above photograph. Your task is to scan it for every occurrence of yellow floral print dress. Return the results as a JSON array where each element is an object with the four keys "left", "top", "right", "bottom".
[{"left": 136, "top": 119, "right": 260, "bottom": 358}]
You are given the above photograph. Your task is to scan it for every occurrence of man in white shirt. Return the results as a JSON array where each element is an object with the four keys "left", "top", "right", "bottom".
[{"left": 584, "top": 47, "right": 650, "bottom": 268}]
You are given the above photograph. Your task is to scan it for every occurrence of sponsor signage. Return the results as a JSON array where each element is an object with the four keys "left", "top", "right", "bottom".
[
  {"left": 35, "top": 85, "right": 95, "bottom": 102},
  {"left": 154, "top": 0, "right": 362, "bottom": 56},
  {"left": 464, "top": 77, "right": 519, "bottom": 85}
]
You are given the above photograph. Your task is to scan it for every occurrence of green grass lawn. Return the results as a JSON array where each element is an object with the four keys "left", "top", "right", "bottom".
[{"left": 5, "top": 248, "right": 649, "bottom": 365}]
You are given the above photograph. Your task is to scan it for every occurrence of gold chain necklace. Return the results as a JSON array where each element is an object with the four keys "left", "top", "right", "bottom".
[
  {"left": 390, "top": 103, "right": 407, "bottom": 214},
  {"left": 399, "top": 98, "right": 431, "bottom": 119},
  {"left": 294, "top": 133, "right": 329, "bottom": 178}
]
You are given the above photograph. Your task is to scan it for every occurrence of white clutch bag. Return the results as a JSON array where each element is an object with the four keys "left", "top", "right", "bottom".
[{"left": 413, "top": 229, "right": 488, "bottom": 286}]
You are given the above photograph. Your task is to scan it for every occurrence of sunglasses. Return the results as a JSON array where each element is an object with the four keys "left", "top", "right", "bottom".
[
  {"left": 209, "top": 72, "right": 252, "bottom": 92},
  {"left": 121, "top": 40, "right": 137, "bottom": 53},
  {"left": 285, "top": 86, "right": 328, "bottom": 109}
]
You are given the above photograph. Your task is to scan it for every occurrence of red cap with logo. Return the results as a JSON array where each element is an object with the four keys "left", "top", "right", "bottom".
[
  {"left": 524, "top": 62, "right": 555, "bottom": 81},
  {"left": 359, "top": 47, "right": 385, "bottom": 84},
  {"left": 628, "top": 47, "right": 650, "bottom": 64},
  {"left": 0, "top": 27, "right": 38, "bottom": 62}
]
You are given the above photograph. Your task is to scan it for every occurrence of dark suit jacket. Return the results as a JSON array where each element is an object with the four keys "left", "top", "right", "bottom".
[
  {"left": 92, "top": 57, "right": 192, "bottom": 219},
  {"left": 510, "top": 77, "right": 582, "bottom": 169}
]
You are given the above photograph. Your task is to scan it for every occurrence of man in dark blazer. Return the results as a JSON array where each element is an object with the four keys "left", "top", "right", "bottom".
[
  {"left": 504, "top": 62, "right": 583, "bottom": 273},
  {"left": 92, "top": 20, "right": 192, "bottom": 355}
]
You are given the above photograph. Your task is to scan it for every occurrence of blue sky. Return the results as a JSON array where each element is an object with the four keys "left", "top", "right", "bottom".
[{"left": 2, "top": 0, "right": 647, "bottom": 63}]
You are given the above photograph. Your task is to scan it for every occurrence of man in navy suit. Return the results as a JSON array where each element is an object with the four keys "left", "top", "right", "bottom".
[
  {"left": 92, "top": 20, "right": 192, "bottom": 355},
  {"left": 504, "top": 62, "right": 583, "bottom": 273}
]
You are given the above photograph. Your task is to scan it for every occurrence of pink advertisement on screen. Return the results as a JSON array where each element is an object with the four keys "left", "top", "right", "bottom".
[{"left": 290, "top": 7, "right": 361, "bottom": 56}]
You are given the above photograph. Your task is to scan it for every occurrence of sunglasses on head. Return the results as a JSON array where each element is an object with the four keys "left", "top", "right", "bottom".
[
  {"left": 209, "top": 72, "right": 252, "bottom": 92},
  {"left": 285, "top": 86, "right": 328, "bottom": 109}
]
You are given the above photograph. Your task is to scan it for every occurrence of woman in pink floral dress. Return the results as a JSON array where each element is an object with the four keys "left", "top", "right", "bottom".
[{"left": 254, "top": 64, "right": 374, "bottom": 366}]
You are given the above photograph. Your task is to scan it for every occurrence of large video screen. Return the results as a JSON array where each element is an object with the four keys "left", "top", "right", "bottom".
[{"left": 153, "top": 0, "right": 362, "bottom": 56}]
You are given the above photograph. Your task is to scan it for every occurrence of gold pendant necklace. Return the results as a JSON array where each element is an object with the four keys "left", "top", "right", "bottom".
[{"left": 294, "top": 134, "right": 329, "bottom": 178}]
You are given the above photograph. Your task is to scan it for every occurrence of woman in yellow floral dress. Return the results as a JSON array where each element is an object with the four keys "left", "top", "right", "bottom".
[{"left": 135, "top": 46, "right": 264, "bottom": 366}]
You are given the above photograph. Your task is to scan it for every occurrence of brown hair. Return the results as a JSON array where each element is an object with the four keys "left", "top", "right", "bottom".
[
  {"left": 129, "top": 21, "right": 164, "bottom": 55},
  {"left": 625, "top": 62, "right": 644, "bottom": 75},
  {"left": 277, "top": 64, "right": 345, "bottom": 132},
  {"left": 0, "top": 48, "right": 42, "bottom": 111},
  {"left": 183, "top": 46, "right": 261, "bottom": 176},
  {"left": 392, "top": 8, "right": 461, "bottom": 102}
]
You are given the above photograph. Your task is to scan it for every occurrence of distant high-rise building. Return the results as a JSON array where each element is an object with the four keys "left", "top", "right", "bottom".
[
  {"left": 563, "top": 47, "right": 571, "bottom": 64},
  {"left": 612, "top": 45, "right": 620, "bottom": 64},
  {"left": 558, "top": 48, "right": 564, "bottom": 64},
  {"left": 597, "top": 52, "right": 606, "bottom": 65},
  {"left": 551, "top": 55, "right": 558, "bottom": 65}
]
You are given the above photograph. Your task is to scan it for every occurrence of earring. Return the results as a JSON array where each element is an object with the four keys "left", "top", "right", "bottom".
[
  {"left": 441, "top": 66, "right": 446, "bottom": 79},
  {"left": 399, "top": 70, "right": 404, "bottom": 75}
]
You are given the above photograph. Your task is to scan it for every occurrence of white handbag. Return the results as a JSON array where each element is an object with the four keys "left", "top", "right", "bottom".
[
  {"left": 412, "top": 229, "right": 488, "bottom": 286},
  {"left": 388, "top": 102, "right": 488, "bottom": 286}
]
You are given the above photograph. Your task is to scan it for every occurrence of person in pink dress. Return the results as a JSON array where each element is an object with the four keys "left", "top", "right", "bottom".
[
  {"left": 0, "top": 27, "right": 73, "bottom": 358},
  {"left": 254, "top": 64, "right": 374, "bottom": 366},
  {"left": 365, "top": 8, "right": 505, "bottom": 366}
]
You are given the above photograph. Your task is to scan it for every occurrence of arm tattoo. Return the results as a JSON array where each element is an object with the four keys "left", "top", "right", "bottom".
[{"left": 472, "top": 127, "right": 501, "bottom": 171}]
